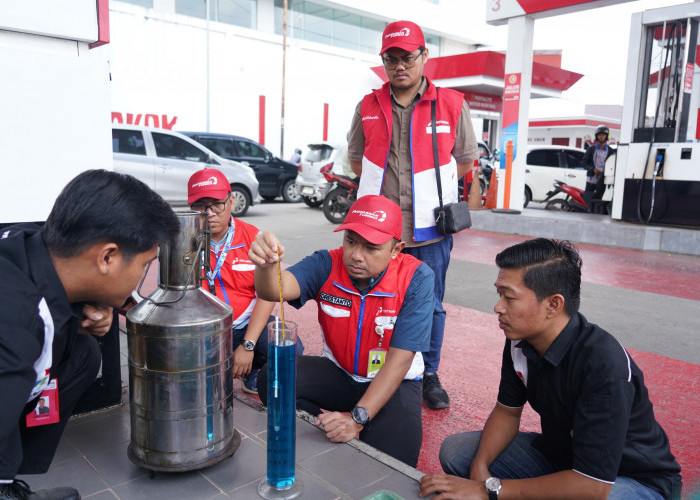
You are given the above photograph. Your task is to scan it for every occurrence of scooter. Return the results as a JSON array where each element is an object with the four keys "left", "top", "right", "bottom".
[
  {"left": 543, "top": 180, "right": 589, "bottom": 212},
  {"left": 321, "top": 164, "right": 359, "bottom": 224}
]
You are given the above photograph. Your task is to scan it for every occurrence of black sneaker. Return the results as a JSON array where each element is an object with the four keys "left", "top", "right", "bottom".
[
  {"left": 0, "top": 480, "right": 80, "bottom": 500},
  {"left": 423, "top": 372, "right": 450, "bottom": 410}
]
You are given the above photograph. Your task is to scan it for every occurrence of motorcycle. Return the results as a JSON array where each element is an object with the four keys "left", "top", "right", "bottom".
[
  {"left": 543, "top": 180, "right": 589, "bottom": 212},
  {"left": 321, "top": 164, "right": 359, "bottom": 224}
]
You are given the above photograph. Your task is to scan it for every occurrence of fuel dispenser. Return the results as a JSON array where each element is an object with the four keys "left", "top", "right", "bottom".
[{"left": 613, "top": 3, "right": 700, "bottom": 226}]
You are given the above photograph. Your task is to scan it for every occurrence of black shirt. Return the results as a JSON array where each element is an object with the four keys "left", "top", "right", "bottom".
[
  {"left": 0, "top": 226, "right": 82, "bottom": 433},
  {"left": 497, "top": 313, "right": 681, "bottom": 499}
]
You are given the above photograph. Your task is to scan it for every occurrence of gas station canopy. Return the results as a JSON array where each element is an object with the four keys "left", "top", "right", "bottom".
[{"left": 371, "top": 50, "right": 583, "bottom": 112}]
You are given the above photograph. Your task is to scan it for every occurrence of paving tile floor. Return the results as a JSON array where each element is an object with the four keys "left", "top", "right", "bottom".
[
  {"left": 19, "top": 387, "right": 425, "bottom": 500},
  {"left": 16, "top": 320, "right": 427, "bottom": 500}
]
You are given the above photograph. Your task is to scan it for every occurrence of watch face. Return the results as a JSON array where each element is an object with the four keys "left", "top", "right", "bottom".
[
  {"left": 243, "top": 340, "right": 255, "bottom": 351},
  {"left": 485, "top": 477, "right": 502, "bottom": 493},
  {"left": 351, "top": 406, "right": 369, "bottom": 425}
]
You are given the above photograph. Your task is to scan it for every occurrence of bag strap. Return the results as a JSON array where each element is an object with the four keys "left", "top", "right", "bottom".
[{"left": 431, "top": 98, "right": 444, "bottom": 212}]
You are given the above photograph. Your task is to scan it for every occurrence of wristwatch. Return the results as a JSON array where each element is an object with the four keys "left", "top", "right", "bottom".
[
  {"left": 350, "top": 406, "right": 369, "bottom": 427},
  {"left": 485, "top": 477, "right": 502, "bottom": 500},
  {"left": 243, "top": 340, "right": 256, "bottom": 351}
]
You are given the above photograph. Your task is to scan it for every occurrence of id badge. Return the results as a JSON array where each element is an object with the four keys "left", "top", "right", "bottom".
[
  {"left": 367, "top": 348, "right": 386, "bottom": 379},
  {"left": 26, "top": 378, "right": 60, "bottom": 427}
]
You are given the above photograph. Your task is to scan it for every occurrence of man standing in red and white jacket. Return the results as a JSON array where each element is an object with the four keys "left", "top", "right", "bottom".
[{"left": 348, "top": 20, "right": 479, "bottom": 410}]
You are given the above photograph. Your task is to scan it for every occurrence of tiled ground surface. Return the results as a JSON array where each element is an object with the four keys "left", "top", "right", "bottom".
[{"left": 19, "top": 385, "right": 425, "bottom": 499}]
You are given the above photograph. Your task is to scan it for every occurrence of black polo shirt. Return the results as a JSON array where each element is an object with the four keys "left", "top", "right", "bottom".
[{"left": 497, "top": 313, "right": 681, "bottom": 499}]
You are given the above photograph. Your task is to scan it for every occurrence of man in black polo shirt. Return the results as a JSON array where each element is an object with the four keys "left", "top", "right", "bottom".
[{"left": 419, "top": 238, "right": 682, "bottom": 500}]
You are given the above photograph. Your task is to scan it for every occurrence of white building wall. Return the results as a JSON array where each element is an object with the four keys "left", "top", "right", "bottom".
[
  {"left": 108, "top": 3, "right": 384, "bottom": 155},
  {"left": 107, "top": 0, "right": 488, "bottom": 157}
]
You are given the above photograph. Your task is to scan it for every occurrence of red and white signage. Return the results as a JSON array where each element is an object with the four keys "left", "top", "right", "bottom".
[
  {"left": 463, "top": 91, "right": 503, "bottom": 113},
  {"left": 486, "top": 0, "right": 635, "bottom": 25}
]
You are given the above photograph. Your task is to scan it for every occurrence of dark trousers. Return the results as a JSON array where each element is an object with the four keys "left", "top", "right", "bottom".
[
  {"left": 5, "top": 334, "right": 101, "bottom": 477},
  {"left": 402, "top": 235, "right": 452, "bottom": 373},
  {"left": 259, "top": 355, "right": 423, "bottom": 467}
]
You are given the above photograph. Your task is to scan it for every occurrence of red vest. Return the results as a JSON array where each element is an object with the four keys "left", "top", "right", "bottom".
[
  {"left": 316, "top": 248, "right": 423, "bottom": 380},
  {"left": 208, "top": 217, "right": 260, "bottom": 327},
  {"left": 357, "top": 79, "right": 464, "bottom": 242}
]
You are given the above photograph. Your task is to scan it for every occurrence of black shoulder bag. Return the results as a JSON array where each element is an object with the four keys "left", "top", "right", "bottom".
[{"left": 431, "top": 98, "right": 472, "bottom": 235}]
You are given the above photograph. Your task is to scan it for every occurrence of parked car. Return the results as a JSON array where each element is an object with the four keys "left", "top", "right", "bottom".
[
  {"left": 524, "top": 145, "right": 586, "bottom": 207},
  {"left": 182, "top": 132, "right": 300, "bottom": 203},
  {"left": 112, "top": 125, "right": 260, "bottom": 216},
  {"left": 294, "top": 142, "right": 345, "bottom": 207}
]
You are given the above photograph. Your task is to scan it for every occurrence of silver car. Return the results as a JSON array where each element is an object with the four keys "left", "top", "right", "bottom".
[{"left": 112, "top": 125, "right": 261, "bottom": 216}]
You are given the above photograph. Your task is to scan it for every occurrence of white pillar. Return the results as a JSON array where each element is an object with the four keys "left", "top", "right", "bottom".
[{"left": 498, "top": 15, "right": 534, "bottom": 210}]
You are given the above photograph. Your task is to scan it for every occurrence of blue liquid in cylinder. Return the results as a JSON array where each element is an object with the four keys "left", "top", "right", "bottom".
[{"left": 266, "top": 341, "right": 296, "bottom": 489}]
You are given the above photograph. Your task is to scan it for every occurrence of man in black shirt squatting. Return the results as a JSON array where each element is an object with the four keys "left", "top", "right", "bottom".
[
  {"left": 420, "top": 238, "right": 681, "bottom": 500},
  {"left": 0, "top": 170, "right": 179, "bottom": 500}
]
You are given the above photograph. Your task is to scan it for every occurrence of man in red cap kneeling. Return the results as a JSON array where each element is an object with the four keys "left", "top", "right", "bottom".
[{"left": 249, "top": 195, "right": 433, "bottom": 467}]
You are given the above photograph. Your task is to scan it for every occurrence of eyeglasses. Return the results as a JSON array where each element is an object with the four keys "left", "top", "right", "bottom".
[
  {"left": 381, "top": 49, "right": 424, "bottom": 70},
  {"left": 191, "top": 195, "right": 229, "bottom": 214}
]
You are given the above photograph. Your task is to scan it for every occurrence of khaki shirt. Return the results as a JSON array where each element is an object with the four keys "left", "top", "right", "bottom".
[{"left": 348, "top": 78, "right": 478, "bottom": 246}]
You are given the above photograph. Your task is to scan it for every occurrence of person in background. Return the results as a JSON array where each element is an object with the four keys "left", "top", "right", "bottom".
[
  {"left": 582, "top": 124, "right": 614, "bottom": 207},
  {"left": 0, "top": 169, "right": 179, "bottom": 500},
  {"left": 419, "top": 238, "right": 682, "bottom": 500},
  {"left": 288, "top": 148, "right": 302, "bottom": 165},
  {"left": 249, "top": 195, "right": 433, "bottom": 467},
  {"left": 348, "top": 19, "right": 479, "bottom": 410}
]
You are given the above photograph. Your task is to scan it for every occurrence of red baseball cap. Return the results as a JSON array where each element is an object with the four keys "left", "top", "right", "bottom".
[
  {"left": 380, "top": 20, "right": 425, "bottom": 55},
  {"left": 334, "top": 195, "right": 403, "bottom": 244},
  {"left": 187, "top": 168, "right": 231, "bottom": 204}
]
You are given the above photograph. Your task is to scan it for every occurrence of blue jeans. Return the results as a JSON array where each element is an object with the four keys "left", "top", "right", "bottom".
[
  {"left": 403, "top": 235, "right": 452, "bottom": 373},
  {"left": 440, "top": 431, "right": 666, "bottom": 500}
]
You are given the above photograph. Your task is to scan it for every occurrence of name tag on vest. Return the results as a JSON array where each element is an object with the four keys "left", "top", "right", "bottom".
[{"left": 426, "top": 125, "right": 451, "bottom": 134}]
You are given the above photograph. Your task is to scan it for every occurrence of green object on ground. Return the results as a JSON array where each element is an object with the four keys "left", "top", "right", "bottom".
[{"left": 360, "top": 490, "right": 406, "bottom": 500}]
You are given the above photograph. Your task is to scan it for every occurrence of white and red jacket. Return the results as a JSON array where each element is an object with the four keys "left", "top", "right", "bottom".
[
  {"left": 208, "top": 217, "right": 260, "bottom": 327},
  {"left": 316, "top": 248, "right": 424, "bottom": 382},
  {"left": 357, "top": 78, "right": 464, "bottom": 242}
]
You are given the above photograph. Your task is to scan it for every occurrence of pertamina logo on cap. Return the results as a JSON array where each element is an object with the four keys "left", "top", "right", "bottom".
[
  {"left": 192, "top": 176, "right": 219, "bottom": 189},
  {"left": 385, "top": 27, "right": 410, "bottom": 39},
  {"left": 351, "top": 209, "right": 387, "bottom": 223}
]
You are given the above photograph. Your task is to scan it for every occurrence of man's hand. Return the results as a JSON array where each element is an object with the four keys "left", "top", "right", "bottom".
[
  {"left": 232, "top": 345, "right": 254, "bottom": 378},
  {"left": 419, "top": 473, "right": 486, "bottom": 499},
  {"left": 78, "top": 303, "right": 113, "bottom": 336},
  {"left": 249, "top": 231, "right": 284, "bottom": 269},
  {"left": 316, "top": 411, "right": 362, "bottom": 443}
]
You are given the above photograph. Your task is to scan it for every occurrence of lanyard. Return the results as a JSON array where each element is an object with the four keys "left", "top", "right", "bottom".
[{"left": 207, "top": 220, "right": 235, "bottom": 291}]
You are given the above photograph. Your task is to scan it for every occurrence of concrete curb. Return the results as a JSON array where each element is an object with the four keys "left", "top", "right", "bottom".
[{"left": 468, "top": 208, "right": 700, "bottom": 256}]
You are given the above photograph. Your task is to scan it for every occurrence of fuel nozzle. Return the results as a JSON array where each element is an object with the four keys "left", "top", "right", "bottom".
[{"left": 653, "top": 149, "right": 666, "bottom": 178}]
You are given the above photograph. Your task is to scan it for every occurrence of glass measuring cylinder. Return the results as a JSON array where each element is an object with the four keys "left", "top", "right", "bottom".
[{"left": 258, "top": 319, "right": 303, "bottom": 499}]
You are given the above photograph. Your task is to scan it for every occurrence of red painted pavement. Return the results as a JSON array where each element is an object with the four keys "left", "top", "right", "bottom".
[{"left": 452, "top": 230, "right": 700, "bottom": 301}]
